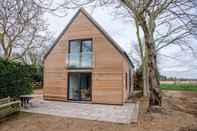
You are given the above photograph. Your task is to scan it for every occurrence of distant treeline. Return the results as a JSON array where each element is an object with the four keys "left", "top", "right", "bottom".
[{"left": 159, "top": 75, "right": 197, "bottom": 81}]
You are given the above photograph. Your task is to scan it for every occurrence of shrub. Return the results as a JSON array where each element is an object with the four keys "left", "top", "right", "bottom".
[
  {"left": 31, "top": 65, "right": 43, "bottom": 89},
  {"left": 0, "top": 59, "right": 34, "bottom": 99}
]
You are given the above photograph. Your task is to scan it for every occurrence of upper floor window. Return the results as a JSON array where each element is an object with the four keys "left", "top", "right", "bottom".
[
  {"left": 67, "top": 39, "right": 93, "bottom": 68},
  {"left": 69, "top": 39, "right": 92, "bottom": 53}
]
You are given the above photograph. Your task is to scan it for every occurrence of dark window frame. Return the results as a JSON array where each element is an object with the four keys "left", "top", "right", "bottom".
[
  {"left": 67, "top": 72, "right": 92, "bottom": 101},
  {"left": 68, "top": 38, "right": 93, "bottom": 69},
  {"left": 68, "top": 38, "right": 93, "bottom": 53}
]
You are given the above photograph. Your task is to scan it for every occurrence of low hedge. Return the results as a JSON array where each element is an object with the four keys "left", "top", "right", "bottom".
[{"left": 0, "top": 59, "right": 35, "bottom": 99}]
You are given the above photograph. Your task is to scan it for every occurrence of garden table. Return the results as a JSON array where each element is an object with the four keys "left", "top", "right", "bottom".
[{"left": 20, "top": 95, "right": 34, "bottom": 107}]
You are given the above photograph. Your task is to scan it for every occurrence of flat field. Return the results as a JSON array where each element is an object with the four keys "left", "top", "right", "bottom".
[{"left": 160, "top": 83, "right": 197, "bottom": 92}]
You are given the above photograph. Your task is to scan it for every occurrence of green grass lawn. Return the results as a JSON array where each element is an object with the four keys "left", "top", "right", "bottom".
[{"left": 160, "top": 83, "right": 197, "bottom": 92}]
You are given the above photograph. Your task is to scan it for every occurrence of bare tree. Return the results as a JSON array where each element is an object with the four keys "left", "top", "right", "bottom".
[
  {"left": 110, "top": 0, "right": 197, "bottom": 99},
  {"left": 118, "top": 0, "right": 197, "bottom": 110},
  {"left": 128, "top": 41, "right": 143, "bottom": 68},
  {"left": 0, "top": 0, "right": 48, "bottom": 60},
  {"left": 21, "top": 34, "right": 55, "bottom": 65}
]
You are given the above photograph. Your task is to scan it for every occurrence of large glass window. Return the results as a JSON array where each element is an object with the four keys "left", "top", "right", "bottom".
[
  {"left": 68, "top": 39, "right": 92, "bottom": 68},
  {"left": 69, "top": 40, "right": 81, "bottom": 67},
  {"left": 81, "top": 40, "right": 92, "bottom": 67},
  {"left": 68, "top": 73, "right": 91, "bottom": 101}
]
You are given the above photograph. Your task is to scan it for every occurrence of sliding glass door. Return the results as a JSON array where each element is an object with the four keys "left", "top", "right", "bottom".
[
  {"left": 68, "top": 73, "right": 91, "bottom": 101},
  {"left": 68, "top": 73, "right": 80, "bottom": 100}
]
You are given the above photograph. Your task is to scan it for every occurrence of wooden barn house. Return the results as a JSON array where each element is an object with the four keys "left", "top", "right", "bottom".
[{"left": 43, "top": 8, "right": 134, "bottom": 105}]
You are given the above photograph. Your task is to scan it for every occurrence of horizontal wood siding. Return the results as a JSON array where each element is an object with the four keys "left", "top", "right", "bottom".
[
  {"left": 92, "top": 73, "right": 123, "bottom": 104},
  {"left": 43, "top": 71, "right": 67, "bottom": 100},
  {"left": 44, "top": 37, "right": 67, "bottom": 101}
]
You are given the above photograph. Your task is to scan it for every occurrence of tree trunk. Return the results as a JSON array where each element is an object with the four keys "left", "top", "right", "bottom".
[
  {"left": 135, "top": 20, "right": 149, "bottom": 97},
  {"left": 143, "top": 46, "right": 149, "bottom": 97},
  {"left": 0, "top": 35, "right": 11, "bottom": 60},
  {"left": 144, "top": 29, "right": 162, "bottom": 109},
  {"left": 3, "top": 48, "right": 11, "bottom": 60}
]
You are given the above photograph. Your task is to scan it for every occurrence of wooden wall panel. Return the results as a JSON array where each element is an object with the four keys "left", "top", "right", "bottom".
[
  {"left": 92, "top": 73, "right": 123, "bottom": 104},
  {"left": 43, "top": 38, "right": 67, "bottom": 101},
  {"left": 122, "top": 57, "right": 134, "bottom": 102}
]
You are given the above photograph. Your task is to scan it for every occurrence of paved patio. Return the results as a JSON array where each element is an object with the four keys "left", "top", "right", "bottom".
[{"left": 22, "top": 99, "right": 139, "bottom": 124}]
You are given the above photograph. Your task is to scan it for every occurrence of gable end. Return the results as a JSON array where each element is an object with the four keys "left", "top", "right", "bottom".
[{"left": 43, "top": 8, "right": 134, "bottom": 68}]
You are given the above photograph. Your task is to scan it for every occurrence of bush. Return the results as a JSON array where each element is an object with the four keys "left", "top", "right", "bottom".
[
  {"left": 31, "top": 65, "right": 43, "bottom": 89},
  {"left": 0, "top": 59, "right": 34, "bottom": 99}
]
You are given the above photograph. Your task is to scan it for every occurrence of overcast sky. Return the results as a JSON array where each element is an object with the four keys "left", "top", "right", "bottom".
[{"left": 44, "top": 7, "right": 197, "bottom": 79}]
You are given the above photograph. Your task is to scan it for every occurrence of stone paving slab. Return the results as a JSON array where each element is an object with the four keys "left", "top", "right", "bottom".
[{"left": 22, "top": 99, "right": 139, "bottom": 124}]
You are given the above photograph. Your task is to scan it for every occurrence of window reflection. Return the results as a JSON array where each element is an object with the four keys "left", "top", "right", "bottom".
[{"left": 68, "top": 39, "right": 93, "bottom": 68}]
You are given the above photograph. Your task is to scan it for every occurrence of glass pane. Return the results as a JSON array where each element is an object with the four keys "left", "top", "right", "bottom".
[
  {"left": 69, "top": 40, "right": 80, "bottom": 67},
  {"left": 82, "top": 40, "right": 92, "bottom": 52},
  {"left": 69, "top": 74, "right": 80, "bottom": 100},
  {"left": 69, "top": 53, "right": 80, "bottom": 68},
  {"left": 81, "top": 52, "right": 92, "bottom": 67},
  {"left": 69, "top": 40, "right": 80, "bottom": 53},
  {"left": 81, "top": 40, "right": 92, "bottom": 67},
  {"left": 68, "top": 40, "right": 92, "bottom": 68},
  {"left": 80, "top": 73, "right": 91, "bottom": 101}
]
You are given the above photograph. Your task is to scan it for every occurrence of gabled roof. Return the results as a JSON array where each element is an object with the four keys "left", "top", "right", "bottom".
[{"left": 43, "top": 8, "right": 134, "bottom": 68}]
